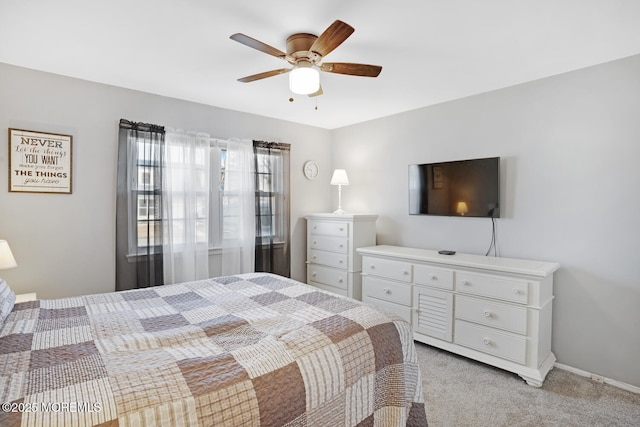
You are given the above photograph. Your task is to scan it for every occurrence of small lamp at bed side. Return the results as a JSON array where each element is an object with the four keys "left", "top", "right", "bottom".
[
  {"left": 0, "top": 240, "right": 17, "bottom": 270},
  {"left": 330, "top": 169, "right": 349, "bottom": 214}
]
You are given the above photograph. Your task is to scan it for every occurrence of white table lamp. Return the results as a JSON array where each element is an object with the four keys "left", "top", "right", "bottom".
[
  {"left": 0, "top": 240, "right": 17, "bottom": 270},
  {"left": 330, "top": 169, "right": 350, "bottom": 214}
]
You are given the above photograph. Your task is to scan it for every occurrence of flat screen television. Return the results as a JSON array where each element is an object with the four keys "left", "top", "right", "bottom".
[{"left": 409, "top": 157, "right": 500, "bottom": 218}]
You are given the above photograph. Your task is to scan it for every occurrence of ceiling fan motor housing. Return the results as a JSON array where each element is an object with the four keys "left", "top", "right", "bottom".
[{"left": 286, "top": 33, "right": 321, "bottom": 63}]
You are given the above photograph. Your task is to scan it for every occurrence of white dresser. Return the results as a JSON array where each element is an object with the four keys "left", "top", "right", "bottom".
[
  {"left": 305, "top": 214, "right": 378, "bottom": 299},
  {"left": 357, "top": 245, "right": 560, "bottom": 387}
]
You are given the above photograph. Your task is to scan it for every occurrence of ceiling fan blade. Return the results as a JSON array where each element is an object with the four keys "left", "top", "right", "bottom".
[
  {"left": 310, "top": 20, "right": 354, "bottom": 57},
  {"left": 308, "top": 85, "right": 323, "bottom": 97},
  {"left": 230, "top": 33, "right": 287, "bottom": 59},
  {"left": 237, "top": 68, "right": 290, "bottom": 83},
  {"left": 320, "top": 62, "right": 382, "bottom": 77}
]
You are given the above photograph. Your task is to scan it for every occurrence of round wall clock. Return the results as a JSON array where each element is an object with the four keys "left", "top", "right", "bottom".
[{"left": 303, "top": 160, "right": 319, "bottom": 180}]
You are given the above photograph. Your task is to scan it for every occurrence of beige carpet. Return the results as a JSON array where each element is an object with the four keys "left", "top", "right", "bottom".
[{"left": 415, "top": 342, "right": 640, "bottom": 426}]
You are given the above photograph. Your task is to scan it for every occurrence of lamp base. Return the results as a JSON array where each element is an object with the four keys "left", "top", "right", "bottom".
[{"left": 333, "top": 208, "right": 346, "bottom": 214}]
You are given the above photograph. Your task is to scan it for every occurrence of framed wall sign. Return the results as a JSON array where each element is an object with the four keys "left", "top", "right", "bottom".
[
  {"left": 8, "top": 128, "right": 73, "bottom": 194},
  {"left": 432, "top": 166, "right": 443, "bottom": 189}
]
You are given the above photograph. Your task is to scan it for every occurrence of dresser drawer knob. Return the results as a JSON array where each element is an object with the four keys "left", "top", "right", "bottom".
[
  {"left": 339, "top": 260, "right": 343, "bottom": 264},
  {"left": 462, "top": 280, "right": 470, "bottom": 286},
  {"left": 483, "top": 338, "right": 491, "bottom": 346},
  {"left": 402, "top": 271, "right": 409, "bottom": 275},
  {"left": 339, "top": 227, "right": 344, "bottom": 231},
  {"left": 484, "top": 310, "right": 492, "bottom": 318},
  {"left": 383, "top": 288, "right": 391, "bottom": 294},
  {"left": 311, "top": 272, "right": 317, "bottom": 277},
  {"left": 339, "top": 244, "right": 344, "bottom": 248},
  {"left": 512, "top": 288, "right": 520, "bottom": 295},
  {"left": 312, "top": 255, "right": 317, "bottom": 259},
  {"left": 369, "top": 265, "right": 375, "bottom": 269},
  {"left": 338, "top": 278, "right": 343, "bottom": 283},
  {"left": 430, "top": 275, "right": 438, "bottom": 280}
]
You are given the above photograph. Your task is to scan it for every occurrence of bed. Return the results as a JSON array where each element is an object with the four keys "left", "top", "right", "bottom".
[{"left": 0, "top": 273, "right": 427, "bottom": 426}]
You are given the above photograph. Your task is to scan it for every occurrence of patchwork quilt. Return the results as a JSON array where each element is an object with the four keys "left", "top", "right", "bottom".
[{"left": 0, "top": 273, "right": 426, "bottom": 426}]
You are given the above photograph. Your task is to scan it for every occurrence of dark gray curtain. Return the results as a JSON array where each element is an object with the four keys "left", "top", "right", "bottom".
[
  {"left": 253, "top": 141, "right": 290, "bottom": 277},
  {"left": 116, "top": 119, "right": 165, "bottom": 291}
]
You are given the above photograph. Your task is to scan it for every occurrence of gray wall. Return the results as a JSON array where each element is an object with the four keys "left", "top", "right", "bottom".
[
  {"left": 0, "top": 62, "right": 332, "bottom": 298},
  {"left": 331, "top": 54, "right": 640, "bottom": 388}
]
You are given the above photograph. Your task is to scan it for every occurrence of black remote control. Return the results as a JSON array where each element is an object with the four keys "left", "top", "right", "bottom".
[{"left": 438, "top": 250, "right": 456, "bottom": 255}]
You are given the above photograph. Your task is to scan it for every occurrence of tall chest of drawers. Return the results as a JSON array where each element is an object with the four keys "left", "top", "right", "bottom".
[
  {"left": 357, "top": 245, "right": 560, "bottom": 387},
  {"left": 305, "top": 214, "right": 377, "bottom": 299}
]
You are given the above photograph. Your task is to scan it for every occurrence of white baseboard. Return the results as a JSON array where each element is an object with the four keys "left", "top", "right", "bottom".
[{"left": 554, "top": 362, "right": 640, "bottom": 394}]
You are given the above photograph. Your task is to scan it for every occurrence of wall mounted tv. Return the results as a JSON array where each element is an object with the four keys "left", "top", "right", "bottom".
[{"left": 409, "top": 157, "right": 500, "bottom": 218}]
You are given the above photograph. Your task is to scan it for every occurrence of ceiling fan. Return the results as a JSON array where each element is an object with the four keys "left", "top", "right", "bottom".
[{"left": 230, "top": 20, "right": 382, "bottom": 97}]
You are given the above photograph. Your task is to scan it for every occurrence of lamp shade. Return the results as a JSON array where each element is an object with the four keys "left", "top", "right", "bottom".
[
  {"left": 0, "top": 240, "right": 17, "bottom": 270},
  {"left": 330, "top": 169, "right": 350, "bottom": 186},
  {"left": 289, "top": 64, "right": 320, "bottom": 95},
  {"left": 456, "top": 201, "right": 469, "bottom": 215}
]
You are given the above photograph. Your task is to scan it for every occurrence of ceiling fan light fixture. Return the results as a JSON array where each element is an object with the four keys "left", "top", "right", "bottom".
[{"left": 289, "top": 62, "right": 320, "bottom": 95}]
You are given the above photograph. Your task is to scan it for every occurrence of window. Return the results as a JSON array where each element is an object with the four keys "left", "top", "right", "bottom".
[
  {"left": 253, "top": 141, "right": 290, "bottom": 277},
  {"left": 130, "top": 138, "right": 227, "bottom": 254},
  {"left": 118, "top": 120, "right": 257, "bottom": 289},
  {"left": 132, "top": 136, "right": 163, "bottom": 251},
  {"left": 254, "top": 151, "right": 285, "bottom": 241}
]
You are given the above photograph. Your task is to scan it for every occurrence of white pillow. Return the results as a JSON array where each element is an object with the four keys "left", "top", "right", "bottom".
[{"left": 0, "top": 278, "right": 16, "bottom": 324}]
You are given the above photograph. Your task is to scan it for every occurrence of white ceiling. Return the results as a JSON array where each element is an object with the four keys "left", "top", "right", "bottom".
[{"left": 2, "top": 0, "right": 640, "bottom": 129}]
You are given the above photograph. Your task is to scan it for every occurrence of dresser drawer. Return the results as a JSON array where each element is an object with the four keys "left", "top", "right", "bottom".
[
  {"left": 311, "top": 281, "right": 348, "bottom": 297},
  {"left": 362, "top": 256, "right": 412, "bottom": 282},
  {"left": 455, "top": 295, "right": 527, "bottom": 335},
  {"left": 308, "top": 249, "right": 348, "bottom": 270},
  {"left": 307, "top": 264, "right": 347, "bottom": 290},
  {"left": 362, "top": 276, "right": 411, "bottom": 306},
  {"left": 456, "top": 272, "right": 529, "bottom": 304},
  {"left": 414, "top": 264, "right": 454, "bottom": 290},
  {"left": 309, "top": 235, "right": 349, "bottom": 254},
  {"left": 308, "top": 220, "right": 349, "bottom": 237},
  {"left": 363, "top": 297, "right": 411, "bottom": 323},
  {"left": 454, "top": 320, "right": 527, "bottom": 364}
]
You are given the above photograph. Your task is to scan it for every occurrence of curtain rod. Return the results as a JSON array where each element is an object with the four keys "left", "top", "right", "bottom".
[
  {"left": 119, "top": 119, "right": 164, "bottom": 133},
  {"left": 254, "top": 140, "right": 291, "bottom": 151}
]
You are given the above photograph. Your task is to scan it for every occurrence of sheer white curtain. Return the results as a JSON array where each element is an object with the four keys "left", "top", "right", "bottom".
[
  {"left": 162, "top": 130, "right": 255, "bottom": 284},
  {"left": 162, "top": 129, "right": 211, "bottom": 284},
  {"left": 221, "top": 139, "right": 255, "bottom": 275}
]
